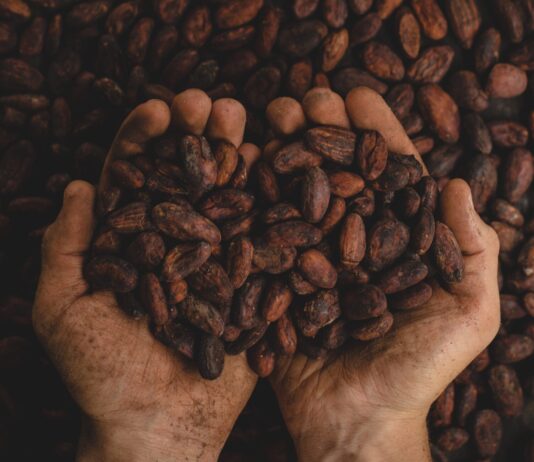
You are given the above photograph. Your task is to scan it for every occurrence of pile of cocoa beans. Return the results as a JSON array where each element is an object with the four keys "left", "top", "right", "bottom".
[
  {"left": 85, "top": 123, "right": 463, "bottom": 380},
  {"left": 0, "top": 0, "right": 533, "bottom": 460}
]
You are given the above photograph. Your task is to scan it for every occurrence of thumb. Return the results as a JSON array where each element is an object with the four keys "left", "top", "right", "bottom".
[
  {"left": 440, "top": 179, "right": 500, "bottom": 302},
  {"left": 39, "top": 180, "right": 96, "bottom": 304}
]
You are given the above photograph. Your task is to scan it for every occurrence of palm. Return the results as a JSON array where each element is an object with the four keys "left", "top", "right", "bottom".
[
  {"left": 35, "top": 286, "right": 256, "bottom": 445},
  {"left": 272, "top": 281, "right": 497, "bottom": 437}
]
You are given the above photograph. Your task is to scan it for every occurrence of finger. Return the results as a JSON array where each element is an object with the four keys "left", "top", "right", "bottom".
[
  {"left": 270, "top": 351, "right": 325, "bottom": 391},
  {"left": 206, "top": 98, "right": 246, "bottom": 148},
  {"left": 345, "top": 87, "right": 427, "bottom": 173},
  {"left": 302, "top": 87, "right": 350, "bottom": 128},
  {"left": 109, "top": 99, "right": 171, "bottom": 159},
  {"left": 266, "top": 97, "right": 306, "bottom": 137},
  {"left": 100, "top": 100, "right": 171, "bottom": 195},
  {"left": 440, "top": 179, "right": 500, "bottom": 302},
  {"left": 171, "top": 89, "right": 212, "bottom": 135},
  {"left": 39, "top": 181, "right": 96, "bottom": 301},
  {"left": 238, "top": 142, "right": 261, "bottom": 172},
  {"left": 261, "top": 139, "right": 284, "bottom": 164}
]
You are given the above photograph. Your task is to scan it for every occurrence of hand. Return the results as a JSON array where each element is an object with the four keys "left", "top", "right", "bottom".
[
  {"left": 267, "top": 87, "right": 501, "bottom": 462},
  {"left": 33, "top": 92, "right": 257, "bottom": 462}
]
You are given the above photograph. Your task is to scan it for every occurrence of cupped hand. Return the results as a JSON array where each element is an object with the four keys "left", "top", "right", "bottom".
[
  {"left": 33, "top": 91, "right": 257, "bottom": 462},
  {"left": 267, "top": 87, "right": 501, "bottom": 462}
]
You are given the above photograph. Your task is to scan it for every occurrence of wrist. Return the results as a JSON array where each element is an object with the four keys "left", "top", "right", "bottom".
[
  {"left": 77, "top": 415, "right": 222, "bottom": 462},
  {"left": 293, "top": 410, "right": 430, "bottom": 462}
]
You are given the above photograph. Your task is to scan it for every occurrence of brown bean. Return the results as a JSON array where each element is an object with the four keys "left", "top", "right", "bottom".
[
  {"left": 301, "top": 167, "right": 331, "bottom": 223},
  {"left": 298, "top": 249, "right": 337, "bottom": 289}
]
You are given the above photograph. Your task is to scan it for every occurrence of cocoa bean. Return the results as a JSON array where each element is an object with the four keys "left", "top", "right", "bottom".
[
  {"left": 407, "top": 46, "right": 454, "bottom": 84},
  {"left": 396, "top": 7, "right": 420, "bottom": 59},
  {"left": 277, "top": 20, "right": 328, "bottom": 58},
  {"left": 494, "top": 0, "right": 524, "bottom": 43},
  {"left": 488, "top": 365, "right": 524, "bottom": 417},
  {"left": 410, "top": 0, "right": 448, "bottom": 40},
  {"left": 321, "top": 28, "right": 349, "bottom": 72},
  {"left": 252, "top": 239, "right": 297, "bottom": 274},
  {"left": 376, "top": 259, "right": 429, "bottom": 294},
  {"left": 436, "top": 427, "right": 469, "bottom": 452},
  {"left": 255, "top": 161, "right": 280, "bottom": 204},
  {"left": 226, "top": 237, "right": 253, "bottom": 289},
  {"left": 302, "top": 288, "right": 341, "bottom": 327},
  {"left": 466, "top": 154, "right": 498, "bottom": 213},
  {"left": 432, "top": 221, "right": 464, "bottom": 283},
  {"left": 350, "top": 13, "right": 382, "bottom": 46},
  {"left": 263, "top": 202, "right": 302, "bottom": 225},
  {"left": 332, "top": 67, "right": 389, "bottom": 96},
  {"left": 199, "top": 189, "right": 255, "bottom": 222},
  {"left": 472, "top": 409, "right": 502, "bottom": 457},
  {"left": 486, "top": 64, "right": 528, "bottom": 99},
  {"left": 449, "top": 71, "right": 489, "bottom": 113},
  {"left": 247, "top": 338, "right": 275, "bottom": 377},
  {"left": 355, "top": 130, "right": 388, "bottom": 181},
  {"left": 327, "top": 171, "right": 365, "bottom": 198},
  {"left": 272, "top": 311, "right": 297, "bottom": 355},
  {"left": 491, "top": 220, "right": 523, "bottom": 253},
  {"left": 297, "top": 249, "right": 337, "bottom": 289},
  {"left": 386, "top": 83, "right": 415, "bottom": 120},
  {"left": 262, "top": 279, "right": 293, "bottom": 322},
  {"left": 0, "top": 58, "right": 43, "bottom": 92},
  {"left": 362, "top": 41, "right": 405, "bottom": 81},
  {"left": 85, "top": 255, "right": 138, "bottom": 293},
  {"left": 339, "top": 212, "right": 366, "bottom": 268},
  {"left": 166, "top": 277, "right": 188, "bottom": 304},
  {"left": 161, "top": 241, "right": 212, "bottom": 281},
  {"left": 367, "top": 218, "right": 410, "bottom": 271},
  {"left": 455, "top": 383, "right": 478, "bottom": 427},
  {"left": 152, "top": 202, "right": 221, "bottom": 244},
  {"left": 197, "top": 334, "right": 225, "bottom": 380},
  {"left": 474, "top": 28, "right": 502, "bottom": 73},
  {"left": 264, "top": 220, "right": 322, "bottom": 248},
  {"left": 158, "top": 322, "right": 195, "bottom": 360},
  {"left": 411, "top": 207, "right": 436, "bottom": 255},
  {"left": 214, "top": 141, "right": 238, "bottom": 187},
  {"left": 180, "top": 135, "right": 217, "bottom": 197},
  {"left": 503, "top": 148, "right": 533, "bottom": 204},
  {"left": 319, "top": 197, "right": 346, "bottom": 236},
  {"left": 179, "top": 293, "right": 224, "bottom": 337},
  {"left": 500, "top": 294, "right": 527, "bottom": 320},
  {"left": 107, "top": 202, "right": 151, "bottom": 234},
  {"left": 431, "top": 383, "right": 455, "bottom": 428},
  {"left": 305, "top": 126, "right": 357, "bottom": 166},
  {"left": 187, "top": 260, "right": 233, "bottom": 306},
  {"left": 234, "top": 274, "right": 265, "bottom": 329},
  {"left": 341, "top": 284, "right": 387, "bottom": 320},
  {"left": 491, "top": 334, "right": 534, "bottom": 363},
  {"left": 320, "top": 318, "right": 349, "bottom": 349},
  {"left": 417, "top": 84, "right": 460, "bottom": 143},
  {"left": 226, "top": 320, "right": 269, "bottom": 355},
  {"left": 443, "top": 0, "right": 481, "bottom": 49},
  {"left": 215, "top": 0, "right": 263, "bottom": 30},
  {"left": 393, "top": 187, "right": 421, "bottom": 219},
  {"left": 301, "top": 167, "right": 330, "bottom": 223},
  {"left": 389, "top": 281, "right": 432, "bottom": 310},
  {"left": 350, "top": 310, "right": 394, "bottom": 341},
  {"left": 492, "top": 199, "right": 524, "bottom": 228},
  {"left": 139, "top": 273, "right": 169, "bottom": 326},
  {"left": 272, "top": 141, "right": 323, "bottom": 174},
  {"left": 463, "top": 113, "right": 492, "bottom": 154},
  {"left": 488, "top": 121, "right": 529, "bottom": 148},
  {"left": 127, "top": 232, "right": 165, "bottom": 271}
]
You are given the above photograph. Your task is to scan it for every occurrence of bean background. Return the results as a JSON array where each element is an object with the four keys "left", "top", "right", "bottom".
[{"left": 0, "top": 0, "right": 533, "bottom": 460}]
